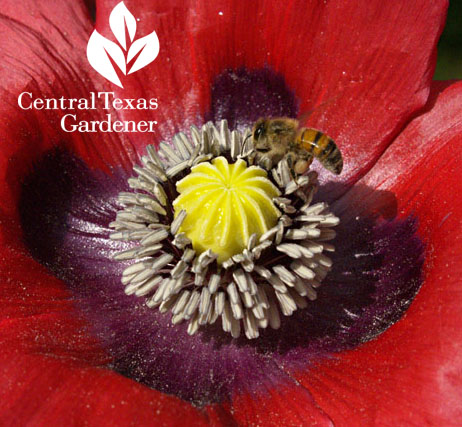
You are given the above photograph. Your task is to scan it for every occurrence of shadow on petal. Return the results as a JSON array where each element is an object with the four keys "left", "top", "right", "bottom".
[{"left": 199, "top": 184, "right": 423, "bottom": 361}]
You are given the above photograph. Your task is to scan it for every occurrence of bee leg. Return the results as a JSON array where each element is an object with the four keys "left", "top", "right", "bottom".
[
  {"left": 261, "top": 156, "right": 272, "bottom": 170},
  {"left": 286, "top": 153, "right": 299, "bottom": 183},
  {"left": 294, "top": 159, "right": 311, "bottom": 175},
  {"left": 247, "top": 150, "right": 257, "bottom": 165}
]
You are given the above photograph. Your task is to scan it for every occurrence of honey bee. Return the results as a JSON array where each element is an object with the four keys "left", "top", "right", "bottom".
[{"left": 250, "top": 118, "right": 343, "bottom": 176}]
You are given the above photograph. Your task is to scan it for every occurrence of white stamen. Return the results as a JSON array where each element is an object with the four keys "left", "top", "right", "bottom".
[
  {"left": 170, "top": 260, "right": 188, "bottom": 279},
  {"left": 291, "top": 260, "right": 316, "bottom": 280},
  {"left": 190, "top": 126, "right": 201, "bottom": 146},
  {"left": 172, "top": 233, "right": 191, "bottom": 249},
  {"left": 159, "top": 142, "right": 182, "bottom": 164},
  {"left": 172, "top": 290, "right": 191, "bottom": 315},
  {"left": 241, "top": 291, "right": 254, "bottom": 309},
  {"left": 215, "top": 292, "right": 225, "bottom": 315},
  {"left": 254, "top": 265, "right": 272, "bottom": 279},
  {"left": 173, "top": 134, "right": 191, "bottom": 159},
  {"left": 185, "top": 290, "right": 201, "bottom": 317},
  {"left": 113, "top": 248, "right": 139, "bottom": 261},
  {"left": 273, "top": 265, "right": 296, "bottom": 286},
  {"left": 160, "top": 295, "right": 179, "bottom": 313},
  {"left": 146, "top": 145, "right": 163, "bottom": 167},
  {"left": 268, "top": 274, "right": 287, "bottom": 293},
  {"left": 136, "top": 244, "right": 162, "bottom": 258},
  {"left": 150, "top": 253, "right": 172, "bottom": 269},
  {"left": 199, "top": 287, "right": 211, "bottom": 314},
  {"left": 135, "top": 276, "right": 163, "bottom": 297},
  {"left": 208, "top": 274, "right": 221, "bottom": 294},
  {"left": 167, "top": 161, "right": 190, "bottom": 178},
  {"left": 187, "top": 314, "right": 200, "bottom": 335},
  {"left": 170, "top": 210, "right": 187, "bottom": 235},
  {"left": 110, "top": 120, "right": 339, "bottom": 339},
  {"left": 141, "top": 229, "right": 169, "bottom": 246}
]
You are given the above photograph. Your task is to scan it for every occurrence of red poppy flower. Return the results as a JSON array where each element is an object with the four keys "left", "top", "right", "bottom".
[{"left": 1, "top": 0, "right": 461, "bottom": 425}]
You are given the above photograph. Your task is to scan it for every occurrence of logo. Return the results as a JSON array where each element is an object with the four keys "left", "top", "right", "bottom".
[{"left": 87, "top": 2, "right": 159, "bottom": 88}]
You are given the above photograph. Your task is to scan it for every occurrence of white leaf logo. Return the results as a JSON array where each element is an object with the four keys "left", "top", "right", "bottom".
[
  {"left": 127, "top": 31, "right": 160, "bottom": 74},
  {"left": 86, "top": 1, "right": 159, "bottom": 88},
  {"left": 109, "top": 2, "right": 136, "bottom": 50},
  {"left": 87, "top": 31, "right": 126, "bottom": 87}
]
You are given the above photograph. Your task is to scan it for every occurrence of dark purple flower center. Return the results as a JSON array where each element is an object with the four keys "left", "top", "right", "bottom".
[
  {"left": 207, "top": 67, "right": 299, "bottom": 130},
  {"left": 18, "top": 68, "right": 424, "bottom": 406}
]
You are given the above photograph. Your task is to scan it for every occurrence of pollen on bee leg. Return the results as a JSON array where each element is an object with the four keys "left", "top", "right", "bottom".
[
  {"left": 294, "top": 159, "right": 311, "bottom": 175},
  {"left": 110, "top": 120, "right": 339, "bottom": 339}
]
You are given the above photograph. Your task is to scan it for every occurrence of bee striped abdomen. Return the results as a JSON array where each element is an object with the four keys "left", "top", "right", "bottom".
[{"left": 298, "top": 128, "right": 343, "bottom": 175}]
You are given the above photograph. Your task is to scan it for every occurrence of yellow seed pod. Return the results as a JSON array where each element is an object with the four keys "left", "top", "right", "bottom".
[{"left": 173, "top": 157, "right": 281, "bottom": 263}]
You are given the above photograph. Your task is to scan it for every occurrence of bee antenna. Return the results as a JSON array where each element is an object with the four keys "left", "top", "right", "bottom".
[{"left": 242, "top": 133, "right": 254, "bottom": 154}]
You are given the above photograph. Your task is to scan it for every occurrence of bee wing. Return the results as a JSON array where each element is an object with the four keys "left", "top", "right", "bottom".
[{"left": 297, "top": 95, "right": 341, "bottom": 127}]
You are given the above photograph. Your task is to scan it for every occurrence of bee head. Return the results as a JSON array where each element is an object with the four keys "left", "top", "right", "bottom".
[
  {"left": 251, "top": 119, "right": 272, "bottom": 154},
  {"left": 252, "top": 119, "right": 267, "bottom": 141},
  {"left": 252, "top": 118, "right": 298, "bottom": 150},
  {"left": 269, "top": 119, "right": 297, "bottom": 134}
]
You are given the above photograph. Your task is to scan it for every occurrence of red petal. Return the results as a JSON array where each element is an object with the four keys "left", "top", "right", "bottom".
[
  {"left": 95, "top": 0, "right": 447, "bottom": 190},
  {"left": 0, "top": 209, "right": 208, "bottom": 423},
  {"left": 0, "top": 353, "right": 208, "bottom": 425},
  {"left": 293, "top": 81, "right": 462, "bottom": 424},
  {"left": 229, "top": 379, "right": 332, "bottom": 426}
]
